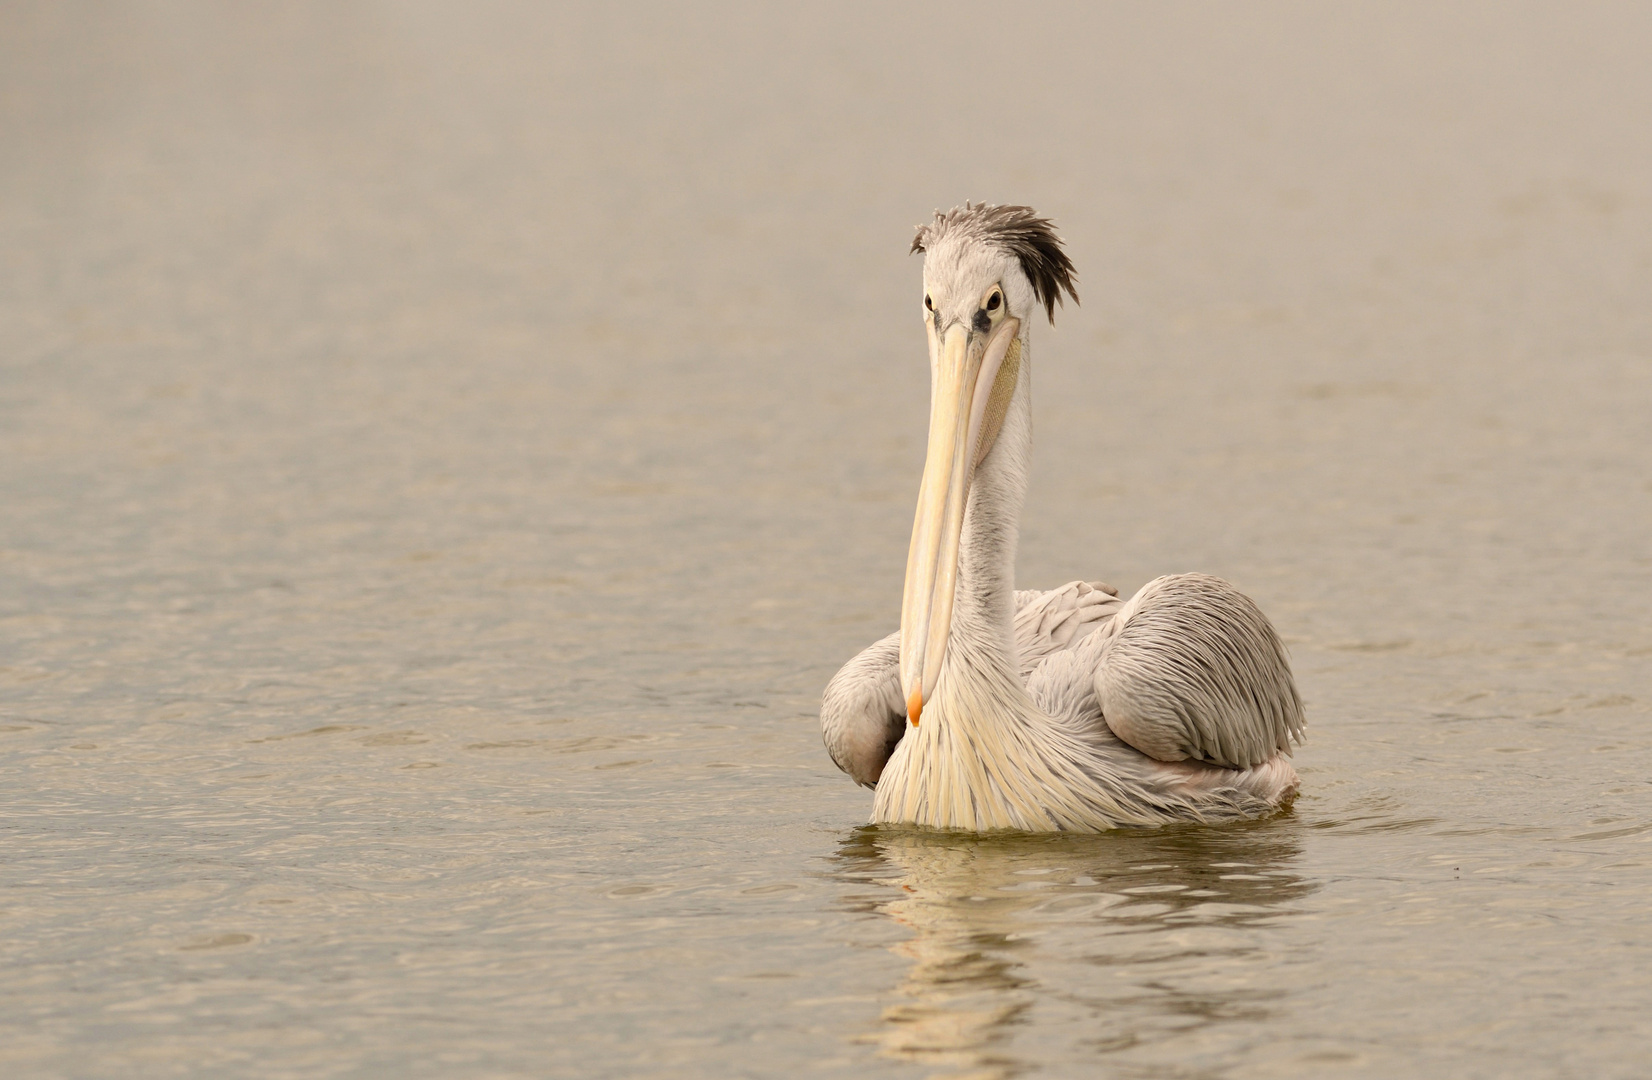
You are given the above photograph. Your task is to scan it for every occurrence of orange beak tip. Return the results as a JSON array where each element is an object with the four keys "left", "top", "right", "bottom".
[{"left": 906, "top": 690, "right": 923, "bottom": 727}]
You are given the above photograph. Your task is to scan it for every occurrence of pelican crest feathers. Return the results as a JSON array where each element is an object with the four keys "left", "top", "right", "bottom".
[{"left": 911, "top": 202, "right": 1079, "bottom": 324}]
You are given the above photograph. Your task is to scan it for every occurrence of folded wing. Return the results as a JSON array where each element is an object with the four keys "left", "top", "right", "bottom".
[
  {"left": 1012, "top": 579, "right": 1122, "bottom": 679},
  {"left": 1092, "top": 574, "right": 1303, "bottom": 769},
  {"left": 820, "top": 631, "right": 905, "bottom": 788}
]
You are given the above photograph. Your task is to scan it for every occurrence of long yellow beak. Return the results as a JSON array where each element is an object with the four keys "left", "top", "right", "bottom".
[{"left": 899, "top": 316, "right": 1021, "bottom": 725}]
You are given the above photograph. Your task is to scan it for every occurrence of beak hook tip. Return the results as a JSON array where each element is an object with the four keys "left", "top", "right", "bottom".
[{"left": 906, "top": 690, "right": 923, "bottom": 727}]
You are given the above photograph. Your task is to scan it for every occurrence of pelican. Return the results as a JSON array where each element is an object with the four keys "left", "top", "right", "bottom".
[{"left": 821, "top": 203, "right": 1304, "bottom": 830}]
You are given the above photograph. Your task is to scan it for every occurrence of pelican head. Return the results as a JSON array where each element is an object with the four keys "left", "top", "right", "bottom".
[{"left": 900, "top": 204, "right": 1078, "bottom": 726}]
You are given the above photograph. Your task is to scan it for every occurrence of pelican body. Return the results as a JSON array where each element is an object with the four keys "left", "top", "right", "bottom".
[{"left": 821, "top": 204, "right": 1303, "bottom": 831}]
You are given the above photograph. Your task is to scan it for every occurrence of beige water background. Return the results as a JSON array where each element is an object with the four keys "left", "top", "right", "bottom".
[{"left": 3, "top": 3, "right": 1651, "bottom": 1077}]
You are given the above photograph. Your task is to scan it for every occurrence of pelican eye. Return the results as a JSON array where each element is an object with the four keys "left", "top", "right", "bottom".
[
  {"left": 924, "top": 294, "right": 934, "bottom": 312},
  {"left": 985, "top": 291, "right": 1002, "bottom": 311}
]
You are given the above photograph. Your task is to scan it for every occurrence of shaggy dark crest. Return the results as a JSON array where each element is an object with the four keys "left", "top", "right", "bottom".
[{"left": 910, "top": 202, "right": 1080, "bottom": 324}]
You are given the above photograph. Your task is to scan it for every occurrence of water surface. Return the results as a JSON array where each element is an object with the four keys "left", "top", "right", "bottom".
[{"left": 2, "top": 3, "right": 1650, "bottom": 1077}]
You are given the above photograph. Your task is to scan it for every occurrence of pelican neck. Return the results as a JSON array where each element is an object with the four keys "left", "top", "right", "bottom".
[{"left": 936, "top": 353, "right": 1032, "bottom": 695}]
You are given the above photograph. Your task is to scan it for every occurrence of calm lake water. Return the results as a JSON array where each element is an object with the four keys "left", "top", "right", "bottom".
[{"left": 2, "top": 3, "right": 1650, "bottom": 1077}]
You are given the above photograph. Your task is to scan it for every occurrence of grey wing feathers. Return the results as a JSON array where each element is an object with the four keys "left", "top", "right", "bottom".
[
  {"left": 1093, "top": 574, "right": 1304, "bottom": 769},
  {"left": 820, "top": 631, "right": 905, "bottom": 788},
  {"left": 1013, "top": 580, "right": 1121, "bottom": 680}
]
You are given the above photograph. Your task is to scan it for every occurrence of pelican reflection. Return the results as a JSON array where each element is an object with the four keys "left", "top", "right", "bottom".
[{"left": 832, "top": 821, "right": 1315, "bottom": 1078}]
